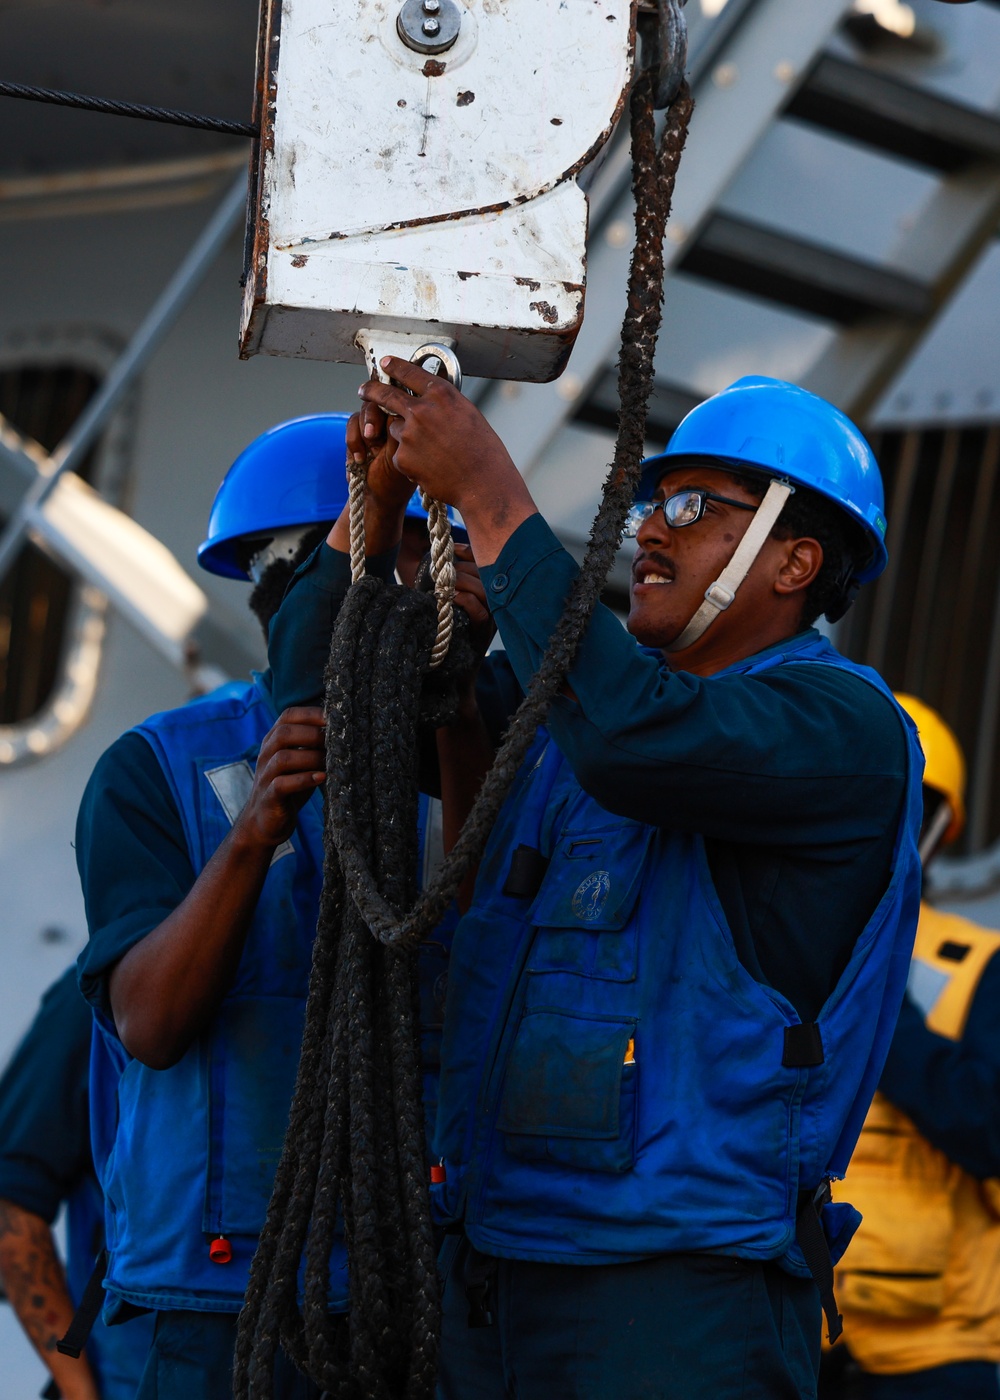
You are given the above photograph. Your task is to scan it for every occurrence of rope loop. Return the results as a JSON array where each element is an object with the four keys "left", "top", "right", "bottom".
[
  {"left": 656, "top": 0, "right": 688, "bottom": 111},
  {"left": 408, "top": 343, "right": 463, "bottom": 670},
  {"left": 348, "top": 342, "right": 462, "bottom": 666}
]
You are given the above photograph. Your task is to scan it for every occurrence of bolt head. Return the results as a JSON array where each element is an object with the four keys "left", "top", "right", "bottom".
[{"left": 397, "top": 0, "right": 460, "bottom": 55}]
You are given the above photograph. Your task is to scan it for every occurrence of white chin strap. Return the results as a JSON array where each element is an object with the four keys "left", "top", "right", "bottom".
[{"left": 666, "top": 479, "right": 794, "bottom": 653}]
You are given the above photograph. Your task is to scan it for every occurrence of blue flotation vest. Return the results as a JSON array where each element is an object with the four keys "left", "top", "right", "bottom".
[
  {"left": 65, "top": 1170, "right": 154, "bottom": 1397},
  {"left": 432, "top": 635, "right": 923, "bottom": 1282},
  {"left": 91, "top": 675, "right": 450, "bottom": 1316}
]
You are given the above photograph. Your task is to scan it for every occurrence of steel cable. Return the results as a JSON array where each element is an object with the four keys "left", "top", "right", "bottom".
[{"left": 0, "top": 81, "right": 256, "bottom": 138}]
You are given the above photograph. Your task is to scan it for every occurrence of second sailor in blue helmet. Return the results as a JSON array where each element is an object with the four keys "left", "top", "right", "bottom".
[
  {"left": 198, "top": 413, "right": 456, "bottom": 639},
  {"left": 75, "top": 413, "right": 460, "bottom": 1400}
]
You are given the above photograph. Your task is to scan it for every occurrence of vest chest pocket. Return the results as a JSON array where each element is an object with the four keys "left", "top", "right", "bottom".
[
  {"left": 497, "top": 1009, "right": 638, "bottom": 1174},
  {"left": 525, "top": 823, "right": 652, "bottom": 983}
]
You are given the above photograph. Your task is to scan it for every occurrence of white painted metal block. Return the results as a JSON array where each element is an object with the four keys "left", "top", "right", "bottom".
[{"left": 241, "top": 0, "right": 636, "bottom": 381}]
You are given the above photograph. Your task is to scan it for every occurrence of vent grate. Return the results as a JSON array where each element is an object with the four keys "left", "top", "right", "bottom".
[{"left": 841, "top": 423, "right": 1000, "bottom": 854}]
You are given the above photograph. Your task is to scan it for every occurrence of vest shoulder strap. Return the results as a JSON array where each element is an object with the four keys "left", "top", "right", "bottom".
[{"left": 911, "top": 905, "right": 1000, "bottom": 1041}]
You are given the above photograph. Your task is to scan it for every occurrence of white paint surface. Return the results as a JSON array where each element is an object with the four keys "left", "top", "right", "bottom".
[{"left": 242, "top": 0, "right": 635, "bottom": 380}]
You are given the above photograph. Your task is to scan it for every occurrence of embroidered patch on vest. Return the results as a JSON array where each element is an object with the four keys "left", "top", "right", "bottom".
[
  {"left": 205, "top": 761, "right": 294, "bottom": 864},
  {"left": 571, "top": 870, "right": 612, "bottom": 923}
]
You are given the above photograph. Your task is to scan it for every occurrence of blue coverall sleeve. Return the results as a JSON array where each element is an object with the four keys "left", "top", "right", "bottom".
[
  {"left": 76, "top": 732, "right": 195, "bottom": 1019},
  {"left": 480, "top": 514, "right": 907, "bottom": 847},
  {"left": 878, "top": 957, "right": 1000, "bottom": 1180},
  {"left": 0, "top": 968, "right": 93, "bottom": 1220},
  {"left": 268, "top": 540, "right": 399, "bottom": 713}
]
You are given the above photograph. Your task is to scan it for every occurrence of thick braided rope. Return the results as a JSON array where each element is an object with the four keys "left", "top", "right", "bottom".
[
  {"left": 236, "top": 582, "right": 440, "bottom": 1400},
  {"left": 326, "top": 74, "right": 694, "bottom": 953}
]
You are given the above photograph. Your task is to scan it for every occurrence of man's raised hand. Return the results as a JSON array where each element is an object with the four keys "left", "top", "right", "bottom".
[
  {"left": 357, "top": 357, "right": 518, "bottom": 510},
  {"left": 345, "top": 397, "right": 414, "bottom": 513},
  {"left": 238, "top": 707, "right": 326, "bottom": 849},
  {"left": 356, "top": 355, "right": 538, "bottom": 565}
]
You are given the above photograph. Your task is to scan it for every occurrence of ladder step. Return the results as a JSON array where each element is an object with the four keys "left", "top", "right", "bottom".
[
  {"left": 679, "top": 213, "right": 931, "bottom": 325},
  {"left": 786, "top": 54, "right": 1000, "bottom": 174}
]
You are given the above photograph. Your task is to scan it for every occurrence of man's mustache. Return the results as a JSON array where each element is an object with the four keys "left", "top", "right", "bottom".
[{"left": 632, "top": 551, "right": 676, "bottom": 583}]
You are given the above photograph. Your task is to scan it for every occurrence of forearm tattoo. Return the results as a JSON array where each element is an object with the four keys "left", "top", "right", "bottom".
[{"left": 0, "top": 1199, "right": 73, "bottom": 1355}]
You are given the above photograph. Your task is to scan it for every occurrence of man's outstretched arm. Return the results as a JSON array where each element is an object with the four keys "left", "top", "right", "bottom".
[{"left": 355, "top": 359, "right": 906, "bottom": 847}]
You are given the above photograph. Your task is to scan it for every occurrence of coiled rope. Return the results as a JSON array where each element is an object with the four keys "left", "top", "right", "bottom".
[{"left": 235, "top": 59, "right": 694, "bottom": 1400}]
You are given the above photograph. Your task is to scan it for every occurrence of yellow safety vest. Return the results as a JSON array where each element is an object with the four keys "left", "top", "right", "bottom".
[{"left": 834, "top": 904, "right": 1000, "bottom": 1374}]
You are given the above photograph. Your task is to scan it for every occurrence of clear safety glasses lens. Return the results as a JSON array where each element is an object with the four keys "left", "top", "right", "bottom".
[{"left": 624, "top": 490, "right": 707, "bottom": 538}]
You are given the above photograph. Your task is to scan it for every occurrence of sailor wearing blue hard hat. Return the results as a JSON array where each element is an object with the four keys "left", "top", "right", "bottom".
[
  {"left": 73, "top": 415, "right": 457, "bottom": 1400},
  {"left": 626, "top": 376, "right": 888, "bottom": 652},
  {"left": 273, "top": 361, "right": 922, "bottom": 1399},
  {"left": 199, "top": 413, "right": 460, "bottom": 642}
]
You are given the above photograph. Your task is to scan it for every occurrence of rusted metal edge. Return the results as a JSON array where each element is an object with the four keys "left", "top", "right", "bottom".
[{"left": 239, "top": 0, "right": 281, "bottom": 358}]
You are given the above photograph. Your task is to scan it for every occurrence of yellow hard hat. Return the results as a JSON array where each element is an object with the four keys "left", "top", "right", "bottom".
[{"left": 894, "top": 693, "right": 966, "bottom": 844}]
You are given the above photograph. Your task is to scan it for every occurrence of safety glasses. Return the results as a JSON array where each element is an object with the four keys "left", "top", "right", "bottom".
[{"left": 623, "top": 489, "right": 757, "bottom": 539}]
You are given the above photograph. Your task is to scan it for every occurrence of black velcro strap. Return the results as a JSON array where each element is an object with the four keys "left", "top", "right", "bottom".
[
  {"left": 56, "top": 1250, "right": 108, "bottom": 1358},
  {"left": 502, "top": 845, "right": 548, "bottom": 900},
  {"left": 796, "top": 1184, "right": 843, "bottom": 1344},
  {"left": 937, "top": 940, "right": 970, "bottom": 963},
  {"left": 783, "top": 1022, "right": 824, "bottom": 1068}
]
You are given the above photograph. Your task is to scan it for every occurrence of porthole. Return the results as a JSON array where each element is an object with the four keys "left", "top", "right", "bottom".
[{"left": 0, "top": 329, "right": 135, "bottom": 766}]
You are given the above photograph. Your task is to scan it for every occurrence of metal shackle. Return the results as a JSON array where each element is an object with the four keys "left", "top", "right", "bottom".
[{"left": 410, "top": 342, "right": 463, "bottom": 394}]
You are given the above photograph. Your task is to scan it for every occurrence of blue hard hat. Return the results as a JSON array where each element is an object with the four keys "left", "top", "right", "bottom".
[
  {"left": 405, "top": 490, "right": 431, "bottom": 526},
  {"left": 637, "top": 377, "right": 888, "bottom": 583},
  {"left": 199, "top": 415, "right": 352, "bottom": 579}
]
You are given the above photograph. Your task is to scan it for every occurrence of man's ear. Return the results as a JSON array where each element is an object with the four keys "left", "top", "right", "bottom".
[{"left": 773, "top": 536, "right": 823, "bottom": 598}]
